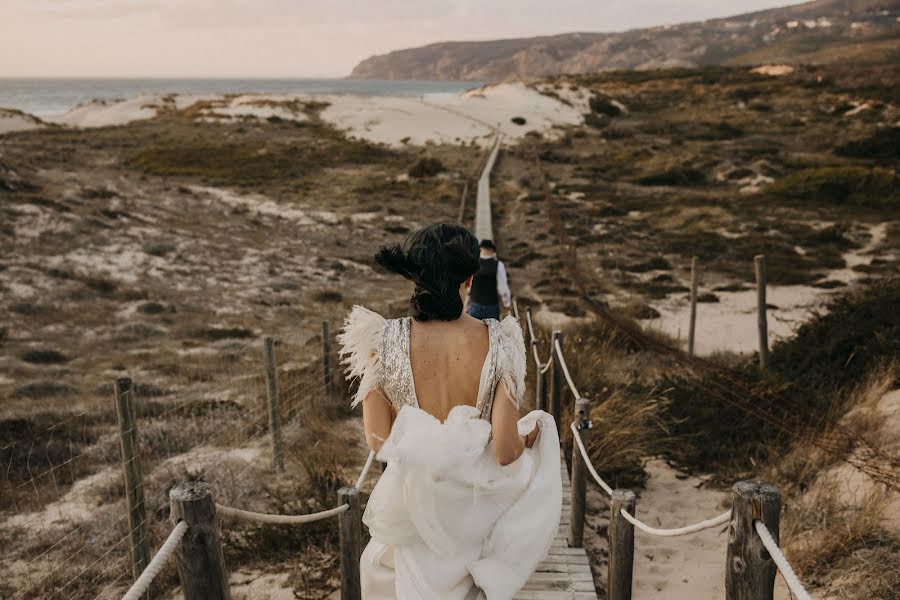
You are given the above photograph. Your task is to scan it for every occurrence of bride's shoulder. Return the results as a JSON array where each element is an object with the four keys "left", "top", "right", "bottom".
[
  {"left": 485, "top": 315, "right": 525, "bottom": 352},
  {"left": 338, "top": 306, "right": 391, "bottom": 407},
  {"left": 337, "top": 305, "right": 387, "bottom": 364}
]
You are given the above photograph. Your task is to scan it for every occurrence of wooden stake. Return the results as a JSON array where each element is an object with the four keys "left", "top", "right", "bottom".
[
  {"left": 263, "top": 337, "right": 284, "bottom": 472},
  {"left": 322, "top": 320, "right": 333, "bottom": 401},
  {"left": 726, "top": 480, "right": 780, "bottom": 600},
  {"left": 754, "top": 255, "right": 769, "bottom": 370},
  {"left": 338, "top": 487, "right": 362, "bottom": 600},
  {"left": 688, "top": 256, "right": 699, "bottom": 356},
  {"left": 608, "top": 489, "right": 636, "bottom": 600},
  {"left": 170, "top": 482, "right": 231, "bottom": 600},
  {"left": 457, "top": 179, "right": 469, "bottom": 223},
  {"left": 549, "top": 330, "right": 563, "bottom": 430},
  {"left": 114, "top": 377, "right": 150, "bottom": 581},
  {"left": 568, "top": 397, "right": 591, "bottom": 548}
]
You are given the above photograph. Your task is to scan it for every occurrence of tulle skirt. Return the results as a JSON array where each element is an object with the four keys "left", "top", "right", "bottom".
[{"left": 360, "top": 405, "right": 561, "bottom": 600}]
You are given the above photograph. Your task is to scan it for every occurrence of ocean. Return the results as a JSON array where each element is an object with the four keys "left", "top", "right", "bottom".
[{"left": 0, "top": 78, "right": 479, "bottom": 118}]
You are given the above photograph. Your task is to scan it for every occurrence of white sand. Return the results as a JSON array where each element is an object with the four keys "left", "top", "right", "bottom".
[
  {"left": 47, "top": 95, "right": 159, "bottom": 128},
  {"left": 632, "top": 460, "right": 731, "bottom": 598},
  {"left": 320, "top": 82, "right": 585, "bottom": 146},
  {"left": 648, "top": 222, "right": 894, "bottom": 356},
  {"left": 751, "top": 65, "right": 795, "bottom": 76},
  {"left": 1, "top": 82, "right": 586, "bottom": 144},
  {"left": 632, "top": 460, "right": 799, "bottom": 599},
  {"left": 0, "top": 109, "right": 45, "bottom": 134}
]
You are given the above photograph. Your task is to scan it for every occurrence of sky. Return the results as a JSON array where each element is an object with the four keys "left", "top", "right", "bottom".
[{"left": 0, "top": 0, "right": 807, "bottom": 78}]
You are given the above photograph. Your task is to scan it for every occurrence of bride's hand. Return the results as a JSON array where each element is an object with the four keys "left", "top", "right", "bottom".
[{"left": 522, "top": 425, "right": 540, "bottom": 449}]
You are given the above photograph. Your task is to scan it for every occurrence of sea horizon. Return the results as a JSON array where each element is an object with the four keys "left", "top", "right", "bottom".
[{"left": 0, "top": 77, "right": 480, "bottom": 118}]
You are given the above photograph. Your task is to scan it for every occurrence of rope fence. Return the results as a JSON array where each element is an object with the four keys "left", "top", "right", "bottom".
[
  {"left": 558, "top": 334, "right": 813, "bottom": 600},
  {"left": 755, "top": 521, "right": 813, "bottom": 600},
  {"left": 121, "top": 521, "right": 188, "bottom": 600}
]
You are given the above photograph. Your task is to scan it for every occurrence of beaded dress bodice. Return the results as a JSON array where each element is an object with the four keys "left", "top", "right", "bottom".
[{"left": 379, "top": 317, "right": 502, "bottom": 421}]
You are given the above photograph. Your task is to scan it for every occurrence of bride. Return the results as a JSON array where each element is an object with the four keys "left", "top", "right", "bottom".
[{"left": 338, "top": 222, "right": 562, "bottom": 600}]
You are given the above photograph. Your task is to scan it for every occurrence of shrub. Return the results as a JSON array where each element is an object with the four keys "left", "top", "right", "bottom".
[
  {"left": 589, "top": 94, "right": 621, "bottom": 117},
  {"left": 584, "top": 113, "right": 609, "bottom": 129},
  {"left": 635, "top": 167, "right": 706, "bottom": 186},
  {"left": 13, "top": 381, "right": 77, "bottom": 399},
  {"left": 624, "top": 256, "right": 671, "bottom": 273},
  {"left": 770, "top": 278, "right": 900, "bottom": 393},
  {"left": 768, "top": 167, "right": 898, "bottom": 208},
  {"left": 835, "top": 127, "right": 900, "bottom": 161},
  {"left": 510, "top": 116, "right": 527, "bottom": 125},
  {"left": 21, "top": 349, "right": 70, "bottom": 364},
  {"left": 407, "top": 157, "right": 445, "bottom": 178},
  {"left": 192, "top": 326, "right": 254, "bottom": 340},
  {"left": 312, "top": 290, "right": 343, "bottom": 303}
]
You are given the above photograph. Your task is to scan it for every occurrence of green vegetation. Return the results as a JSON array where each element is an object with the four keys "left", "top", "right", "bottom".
[
  {"left": 589, "top": 94, "right": 622, "bottom": 117},
  {"left": 661, "top": 278, "right": 900, "bottom": 477},
  {"left": 635, "top": 167, "right": 706, "bottom": 186},
  {"left": 407, "top": 156, "right": 445, "bottom": 177},
  {"left": 129, "top": 132, "right": 393, "bottom": 186},
  {"left": 767, "top": 166, "right": 899, "bottom": 208},
  {"left": 770, "top": 278, "right": 900, "bottom": 393},
  {"left": 836, "top": 126, "right": 900, "bottom": 161}
]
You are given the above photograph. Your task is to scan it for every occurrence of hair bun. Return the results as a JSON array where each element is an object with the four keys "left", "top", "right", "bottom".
[
  {"left": 374, "top": 245, "right": 412, "bottom": 280},
  {"left": 374, "top": 222, "right": 480, "bottom": 321}
]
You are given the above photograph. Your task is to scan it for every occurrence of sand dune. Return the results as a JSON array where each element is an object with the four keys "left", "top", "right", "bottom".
[{"left": 0, "top": 82, "right": 586, "bottom": 146}]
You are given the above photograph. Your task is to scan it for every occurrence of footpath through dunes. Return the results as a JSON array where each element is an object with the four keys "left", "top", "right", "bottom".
[{"left": 475, "top": 135, "right": 598, "bottom": 600}]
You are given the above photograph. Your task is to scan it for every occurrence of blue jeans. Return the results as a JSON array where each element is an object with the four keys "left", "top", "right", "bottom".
[{"left": 467, "top": 301, "right": 500, "bottom": 320}]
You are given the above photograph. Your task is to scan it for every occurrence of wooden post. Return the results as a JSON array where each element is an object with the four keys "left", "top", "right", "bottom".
[
  {"left": 549, "top": 330, "right": 563, "bottom": 431},
  {"left": 754, "top": 255, "right": 769, "bottom": 370},
  {"left": 608, "top": 489, "right": 637, "bottom": 600},
  {"left": 726, "top": 480, "right": 780, "bottom": 600},
  {"left": 338, "top": 487, "right": 362, "bottom": 600},
  {"left": 322, "top": 320, "right": 333, "bottom": 401},
  {"left": 263, "top": 337, "right": 284, "bottom": 472},
  {"left": 534, "top": 346, "right": 547, "bottom": 412},
  {"left": 688, "top": 256, "right": 699, "bottom": 356},
  {"left": 457, "top": 179, "right": 469, "bottom": 223},
  {"left": 114, "top": 377, "right": 151, "bottom": 581},
  {"left": 170, "top": 482, "right": 231, "bottom": 600},
  {"left": 568, "top": 397, "right": 591, "bottom": 548}
]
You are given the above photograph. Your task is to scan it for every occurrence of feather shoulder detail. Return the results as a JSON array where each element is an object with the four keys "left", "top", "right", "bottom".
[
  {"left": 496, "top": 316, "right": 527, "bottom": 404},
  {"left": 337, "top": 305, "right": 386, "bottom": 408}
]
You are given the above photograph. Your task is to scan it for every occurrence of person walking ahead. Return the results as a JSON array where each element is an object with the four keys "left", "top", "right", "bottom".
[{"left": 467, "top": 239, "right": 511, "bottom": 320}]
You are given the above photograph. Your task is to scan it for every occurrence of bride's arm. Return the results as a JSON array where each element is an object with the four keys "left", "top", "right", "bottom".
[
  {"left": 362, "top": 385, "right": 393, "bottom": 452},
  {"left": 491, "top": 384, "right": 525, "bottom": 466}
]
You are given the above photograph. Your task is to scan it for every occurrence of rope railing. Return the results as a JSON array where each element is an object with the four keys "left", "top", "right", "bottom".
[
  {"left": 215, "top": 449, "right": 376, "bottom": 525},
  {"left": 570, "top": 422, "right": 615, "bottom": 496},
  {"left": 554, "top": 338, "right": 582, "bottom": 400},
  {"left": 755, "top": 521, "right": 813, "bottom": 600},
  {"left": 120, "top": 521, "right": 188, "bottom": 600},
  {"left": 216, "top": 502, "right": 350, "bottom": 524},
  {"left": 620, "top": 507, "right": 731, "bottom": 537}
]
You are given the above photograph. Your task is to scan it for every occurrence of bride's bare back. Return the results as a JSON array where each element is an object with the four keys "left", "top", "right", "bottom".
[{"left": 408, "top": 314, "right": 489, "bottom": 422}]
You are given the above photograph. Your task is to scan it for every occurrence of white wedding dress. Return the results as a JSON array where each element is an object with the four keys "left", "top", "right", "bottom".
[{"left": 339, "top": 306, "right": 562, "bottom": 600}]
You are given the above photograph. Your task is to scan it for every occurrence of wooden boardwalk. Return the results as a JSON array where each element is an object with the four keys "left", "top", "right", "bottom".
[{"left": 515, "top": 458, "right": 598, "bottom": 600}]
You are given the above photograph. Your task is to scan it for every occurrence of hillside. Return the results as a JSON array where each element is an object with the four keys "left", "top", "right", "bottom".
[{"left": 349, "top": 0, "right": 900, "bottom": 80}]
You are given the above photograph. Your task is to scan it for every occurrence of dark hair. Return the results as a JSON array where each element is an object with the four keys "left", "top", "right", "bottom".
[
  {"left": 375, "top": 222, "right": 480, "bottom": 321},
  {"left": 479, "top": 239, "right": 497, "bottom": 251}
]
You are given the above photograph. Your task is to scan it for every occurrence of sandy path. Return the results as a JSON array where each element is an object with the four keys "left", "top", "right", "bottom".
[
  {"left": 631, "top": 460, "right": 731, "bottom": 598},
  {"left": 650, "top": 222, "right": 894, "bottom": 356}
]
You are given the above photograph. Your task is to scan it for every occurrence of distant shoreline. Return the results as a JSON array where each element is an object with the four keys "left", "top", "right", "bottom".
[{"left": 0, "top": 78, "right": 480, "bottom": 118}]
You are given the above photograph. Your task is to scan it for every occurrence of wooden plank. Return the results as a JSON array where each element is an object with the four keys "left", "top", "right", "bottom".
[{"left": 518, "top": 456, "right": 598, "bottom": 599}]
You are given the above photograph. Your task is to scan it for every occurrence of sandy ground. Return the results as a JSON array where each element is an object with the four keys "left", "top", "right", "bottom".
[
  {"left": 649, "top": 223, "right": 893, "bottom": 356},
  {"left": 631, "top": 460, "right": 731, "bottom": 599},
  {"left": 0, "top": 109, "right": 45, "bottom": 134},
  {"left": 1, "top": 82, "right": 586, "bottom": 147}
]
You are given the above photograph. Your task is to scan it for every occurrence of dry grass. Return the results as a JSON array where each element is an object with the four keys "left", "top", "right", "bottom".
[
  {"left": 772, "top": 362, "right": 900, "bottom": 599},
  {"left": 583, "top": 386, "right": 670, "bottom": 489}
]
